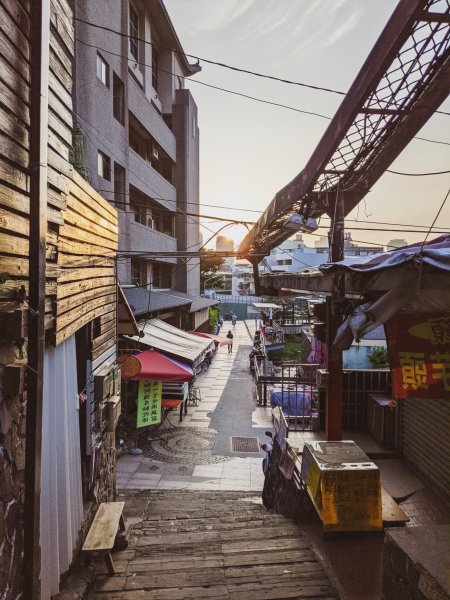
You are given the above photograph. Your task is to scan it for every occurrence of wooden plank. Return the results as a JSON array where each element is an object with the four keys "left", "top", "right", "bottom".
[
  {"left": 50, "top": 0, "right": 74, "bottom": 56},
  {"left": 0, "top": 256, "right": 29, "bottom": 277},
  {"left": 48, "top": 88, "right": 72, "bottom": 132},
  {"left": 48, "top": 146, "right": 73, "bottom": 178},
  {"left": 0, "top": 54, "right": 29, "bottom": 119},
  {"left": 48, "top": 128, "right": 70, "bottom": 162},
  {"left": 59, "top": 222, "right": 117, "bottom": 251},
  {"left": 0, "top": 183, "right": 29, "bottom": 214},
  {"left": 0, "top": 206, "right": 29, "bottom": 235},
  {"left": 70, "top": 170, "right": 118, "bottom": 220},
  {"left": 48, "top": 166, "right": 71, "bottom": 195},
  {"left": 58, "top": 236, "right": 116, "bottom": 258},
  {"left": 1, "top": 0, "right": 30, "bottom": 35},
  {"left": 48, "top": 108, "right": 72, "bottom": 147},
  {"left": 57, "top": 252, "right": 115, "bottom": 267},
  {"left": 0, "top": 5, "right": 29, "bottom": 60},
  {"left": 58, "top": 266, "right": 115, "bottom": 283},
  {"left": 47, "top": 205, "right": 65, "bottom": 226},
  {"left": 0, "top": 29, "right": 29, "bottom": 80},
  {"left": 49, "top": 46, "right": 71, "bottom": 93},
  {"left": 48, "top": 71, "right": 72, "bottom": 114},
  {"left": 92, "top": 324, "right": 116, "bottom": 351},
  {"left": 382, "top": 486, "right": 409, "bottom": 524},
  {"left": 55, "top": 301, "right": 115, "bottom": 345},
  {"left": 0, "top": 106, "right": 28, "bottom": 148},
  {"left": 49, "top": 34, "right": 72, "bottom": 81},
  {"left": 47, "top": 185, "right": 67, "bottom": 211},
  {"left": 57, "top": 287, "right": 116, "bottom": 316},
  {"left": 92, "top": 336, "right": 116, "bottom": 361},
  {"left": 66, "top": 193, "right": 119, "bottom": 235},
  {"left": 0, "top": 132, "right": 28, "bottom": 169},
  {"left": 82, "top": 502, "right": 124, "bottom": 552},
  {"left": 57, "top": 276, "right": 116, "bottom": 299},
  {"left": 0, "top": 232, "right": 28, "bottom": 256},
  {"left": 0, "top": 159, "right": 28, "bottom": 193}
]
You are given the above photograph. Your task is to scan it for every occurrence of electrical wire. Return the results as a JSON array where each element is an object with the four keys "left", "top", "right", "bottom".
[
  {"left": 386, "top": 168, "right": 450, "bottom": 176},
  {"left": 421, "top": 186, "right": 450, "bottom": 248},
  {"left": 74, "top": 37, "right": 449, "bottom": 144},
  {"left": 73, "top": 13, "right": 450, "bottom": 122}
]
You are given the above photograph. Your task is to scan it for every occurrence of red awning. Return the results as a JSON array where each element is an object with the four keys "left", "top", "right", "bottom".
[
  {"left": 189, "top": 331, "right": 231, "bottom": 346},
  {"left": 133, "top": 350, "right": 193, "bottom": 382}
]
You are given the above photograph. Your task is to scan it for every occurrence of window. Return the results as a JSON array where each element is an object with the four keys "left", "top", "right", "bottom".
[
  {"left": 96, "top": 53, "right": 109, "bottom": 86},
  {"left": 130, "top": 190, "right": 147, "bottom": 225},
  {"left": 114, "top": 163, "right": 125, "bottom": 207},
  {"left": 97, "top": 151, "right": 111, "bottom": 180},
  {"left": 151, "top": 45, "right": 158, "bottom": 91},
  {"left": 129, "top": 3, "right": 139, "bottom": 60},
  {"left": 113, "top": 73, "right": 125, "bottom": 124},
  {"left": 131, "top": 258, "right": 146, "bottom": 286},
  {"left": 152, "top": 263, "right": 172, "bottom": 288},
  {"left": 152, "top": 207, "right": 174, "bottom": 237}
]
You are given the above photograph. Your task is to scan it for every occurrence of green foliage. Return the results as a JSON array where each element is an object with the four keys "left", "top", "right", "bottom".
[
  {"left": 268, "top": 333, "right": 310, "bottom": 363},
  {"left": 208, "top": 306, "right": 219, "bottom": 329},
  {"left": 200, "top": 247, "right": 225, "bottom": 291},
  {"left": 369, "top": 346, "right": 390, "bottom": 369}
]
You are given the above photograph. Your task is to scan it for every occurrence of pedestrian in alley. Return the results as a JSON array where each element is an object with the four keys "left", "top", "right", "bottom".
[{"left": 226, "top": 329, "right": 234, "bottom": 353}]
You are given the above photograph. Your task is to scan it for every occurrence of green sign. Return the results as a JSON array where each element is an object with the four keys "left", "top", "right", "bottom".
[{"left": 137, "top": 381, "right": 162, "bottom": 428}]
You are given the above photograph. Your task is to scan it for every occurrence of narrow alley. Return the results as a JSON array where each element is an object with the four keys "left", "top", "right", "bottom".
[{"left": 88, "top": 321, "right": 339, "bottom": 599}]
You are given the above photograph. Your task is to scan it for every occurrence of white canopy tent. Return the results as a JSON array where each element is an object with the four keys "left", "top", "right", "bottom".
[{"left": 127, "top": 318, "right": 214, "bottom": 365}]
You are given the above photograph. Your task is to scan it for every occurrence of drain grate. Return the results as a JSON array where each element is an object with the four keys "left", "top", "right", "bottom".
[{"left": 231, "top": 436, "right": 261, "bottom": 453}]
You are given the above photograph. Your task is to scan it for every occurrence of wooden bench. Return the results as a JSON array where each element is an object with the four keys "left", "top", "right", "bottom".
[{"left": 82, "top": 501, "right": 125, "bottom": 574}]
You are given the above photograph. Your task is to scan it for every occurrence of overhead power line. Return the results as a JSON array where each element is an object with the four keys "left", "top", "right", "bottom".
[
  {"left": 74, "top": 37, "right": 448, "bottom": 146},
  {"left": 73, "top": 15, "right": 450, "bottom": 119},
  {"left": 386, "top": 168, "right": 450, "bottom": 176}
]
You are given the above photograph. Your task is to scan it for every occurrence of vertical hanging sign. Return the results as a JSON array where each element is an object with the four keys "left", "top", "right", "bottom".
[{"left": 137, "top": 381, "right": 162, "bottom": 427}]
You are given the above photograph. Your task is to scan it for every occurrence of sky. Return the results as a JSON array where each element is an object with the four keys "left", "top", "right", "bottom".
[{"left": 164, "top": 0, "right": 450, "bottom": 253}]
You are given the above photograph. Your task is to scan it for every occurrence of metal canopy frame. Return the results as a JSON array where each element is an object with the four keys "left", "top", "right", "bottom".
[{"left": 239, "top": 0, "right": 450, "bottom": 256}]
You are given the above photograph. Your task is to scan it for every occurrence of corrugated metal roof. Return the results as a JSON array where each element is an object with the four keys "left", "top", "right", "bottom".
[
  {"left": 123, "top": 287, "right": 218, "bottom": 317},
  {"left": 133, "top": 318, "right": 214, "bottom": 363},
  {"left": 123, "top": 287, "right": 192, "bottom": 317}
]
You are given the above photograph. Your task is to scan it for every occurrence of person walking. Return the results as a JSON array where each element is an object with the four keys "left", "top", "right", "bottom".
[{"left": 226, "top": 330, "right": 234, "bottom": 353}]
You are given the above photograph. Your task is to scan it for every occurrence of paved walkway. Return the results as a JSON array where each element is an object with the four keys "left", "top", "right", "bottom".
[{"left": 117, "top": 320, "right": 273, "bottom": 492}]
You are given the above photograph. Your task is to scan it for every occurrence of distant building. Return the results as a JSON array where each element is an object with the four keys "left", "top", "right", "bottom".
[
  {"left": 387, "top": 238, "right": 408, "bottom": 250},
  {"left": 260, "top": 233, "right": 383, "bottom": 277},
  {"left": 216, "top": 236, "right": 235, "bottom": 271}
]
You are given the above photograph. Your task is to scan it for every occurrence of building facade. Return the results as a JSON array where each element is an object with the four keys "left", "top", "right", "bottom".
[{"left": 74, "top": 0, "right": 201, "bottom": 295}]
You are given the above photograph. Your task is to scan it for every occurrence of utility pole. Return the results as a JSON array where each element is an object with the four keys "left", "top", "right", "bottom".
[
  {"left": 24, "top": 0, "right": 50, "bottom": 597},
  {"left": 326, "top": 191, "right": 345, "bottom": 440}
]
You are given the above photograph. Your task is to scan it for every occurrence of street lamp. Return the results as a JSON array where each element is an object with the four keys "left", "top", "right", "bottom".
[{"left": 202, "top": 273, "right": 223, "bottom": 295}]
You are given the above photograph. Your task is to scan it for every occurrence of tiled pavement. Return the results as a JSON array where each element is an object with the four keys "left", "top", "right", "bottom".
[{"left": 117, "top": 320, "right": 273, "bottom": 493}]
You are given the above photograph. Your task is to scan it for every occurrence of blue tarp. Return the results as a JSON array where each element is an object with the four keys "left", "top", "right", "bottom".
[{"left": 270, "top": 389, "right": 312, "bottom": 418}]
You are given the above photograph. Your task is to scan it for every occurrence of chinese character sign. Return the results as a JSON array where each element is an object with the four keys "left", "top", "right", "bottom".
[
  {"left": 137, "top": 381, "right": 162, "bottom": 428},
  {"left": 385, "top": 313, "right": 450, "bottom": 400}
]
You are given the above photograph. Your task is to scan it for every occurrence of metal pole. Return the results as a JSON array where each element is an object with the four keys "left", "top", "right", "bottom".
[
  {"left": 24, "top": 0, "right": 50, "bottom": 597},
  {"left": 326, "top": 192, "right": 345, "bottom": 440}
]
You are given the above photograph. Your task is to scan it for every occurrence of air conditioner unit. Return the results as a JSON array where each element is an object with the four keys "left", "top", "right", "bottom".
[{"left": 151, "top": 144, "right": 159, "bottom": 161}]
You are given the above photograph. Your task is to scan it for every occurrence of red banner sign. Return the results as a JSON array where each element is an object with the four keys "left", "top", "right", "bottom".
[{"left": 385, "top": 313, "right": 450, "bottom": 400}]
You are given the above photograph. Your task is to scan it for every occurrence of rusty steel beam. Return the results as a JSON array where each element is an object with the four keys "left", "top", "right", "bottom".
[{"left": 239, "top": 0, "right": 450, "bottom": 256}]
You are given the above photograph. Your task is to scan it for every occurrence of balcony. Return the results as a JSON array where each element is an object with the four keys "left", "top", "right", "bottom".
[
  {"left": 129, "top": 149, "right": 176, "bottom": 211},
  {"left": 128, "top": 76, "right": 176, "bottom": 161}
]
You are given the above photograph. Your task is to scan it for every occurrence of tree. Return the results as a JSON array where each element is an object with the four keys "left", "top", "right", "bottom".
[
  {"left": 200, "top": 248, "right": 225, "bottom": 291},
  {"left": 369, "top": 346, "right": 390, "bottom": 369}
]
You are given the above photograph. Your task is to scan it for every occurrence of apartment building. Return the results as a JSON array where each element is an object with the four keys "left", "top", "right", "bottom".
[{"left": 73, "top": 0, "right": 201, "bottom": 296}]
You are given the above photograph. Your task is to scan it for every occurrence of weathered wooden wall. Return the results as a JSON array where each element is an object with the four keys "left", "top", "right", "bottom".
[{"left": 0, "top": 0, "right": 118, "bottom": 595}]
